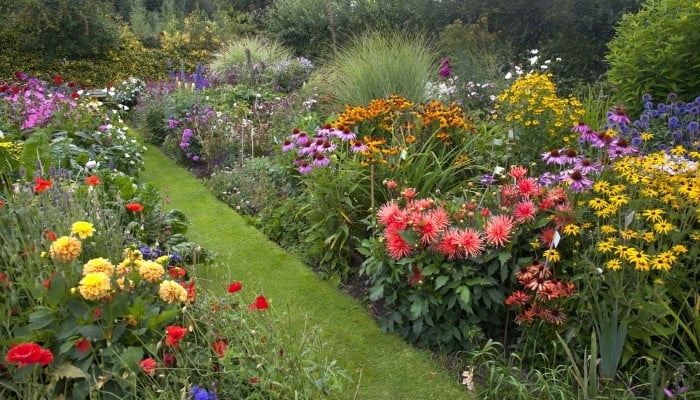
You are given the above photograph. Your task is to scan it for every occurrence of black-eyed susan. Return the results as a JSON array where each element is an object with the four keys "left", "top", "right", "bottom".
[
  {"left": 642, "top": 209, "right": 665, "bottom": 223},
  {"left": 653, "top": 220, "right": 675, "bottom": 235}
]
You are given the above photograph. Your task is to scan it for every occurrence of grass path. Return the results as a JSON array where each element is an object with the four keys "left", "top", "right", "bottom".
[{"left": 139, "top": 146, "right": 470, "bottom": 399}]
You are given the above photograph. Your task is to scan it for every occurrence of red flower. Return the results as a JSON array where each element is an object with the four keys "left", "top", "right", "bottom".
[
  {"left": 93, "top": 307, "right": 103, "bottom": 320},
  {"left": 70, "top": 91, "right": 80, "bottom": 100},
  {"left": 53, "top": 75, "right": 63, "bottom": 85},
  {"left": 5, "top": 343, "right": 54, "bottom": 367},
  {"left": 34, "top": 176, "right": 52, "bottom": 193},
  {"left": 250, "top": 377, "right": 259, "bottom": 384},
  {"left": 162, "top": 352, "right": 175, "bottom": 367},
  {"left": 74, "top": 338, "right": 91, "bottom": 353},
  {"left": 169, "top": 267, "right": 186, "bottom": 279},
  {"left": 179, "top": 281, "right": 196, "bottom": 302},
  {"left": 248, "top": 295, "right": 269, "bottom": 311},
  {"left": 165, "top": 325, "right": 188, "bottom": 348},
  {"left": 0, "top": 272, "right": 10, "bottom": 288},
  {"left": 125, "top": 203, "right": 143, "bottom": 212},
  {"left": 85, "top": 175, "right": 101, "bottom": 186},
  {"left": 212, "top": 339, "right": 228, "bottom": 358},
  {"left": 139, "top": 358, "right": 157, "bottom": 375},
  {"left": 44, "top": 230, "right": 57, "bottom": 241},
  {"left": 227, "top": 281, "right": 242, "bottom": 293},
  {"left": 385, "top": 180, "right": 397, "bottom": 189},
  {"left": 0, "top": 198, "right": 4, "bottom": 208}
]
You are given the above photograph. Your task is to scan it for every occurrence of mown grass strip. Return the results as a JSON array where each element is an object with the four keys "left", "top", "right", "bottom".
[{"left": 139, "top": 145, "right": 470, "bottom": 399}]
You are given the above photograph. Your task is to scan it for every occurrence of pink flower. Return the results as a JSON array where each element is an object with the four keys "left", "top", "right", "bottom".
[
  {"left": 484, "top": 215, "right": 514, "bottom": 247},
  {"left": 513, "top": 200, "right": 538, "bottom": 223},
  {"left": 385, "top": 230, "right": 413, "bottom": 260},
  {"left": 139, "top": 358, "right": 157, "bottom": 375},
  {"left": 385, "top": 180, "right": 397, "bottom": 189},
  {"left": 508, "top": 165, "right": 528, "bottom": 181}
]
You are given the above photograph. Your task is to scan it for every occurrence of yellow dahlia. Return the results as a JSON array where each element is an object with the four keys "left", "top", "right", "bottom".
[
  {"left": 49, "top": 236, "right": 82, "bottom": 262},
  {"left": 79, "top": 272, "right": 112, "bottom": 301},
  {"left": 82, "top": 257, "right": 114, "bottom": 276},
  {"left": 71, "top": 221, "right": 95, "bottom": 239},
  {"left": 158, "top": 280, "right": 188, "bottom": 304},
  {"left": 138, "top": 260, "right": 165, "bottom": 283}
]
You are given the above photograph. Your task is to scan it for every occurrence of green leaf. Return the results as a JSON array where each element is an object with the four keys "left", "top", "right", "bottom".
[
  {"left": 47, "top": 272, "right": 67, "bottom": 306},
  {"left": 434, "top": 275, "right": 449, "bottom": 290},
  {"left": 52, "top": 363, "right": 89, "bottom": 380},
  {"left": 147, "top": 308, "right": 180, "bottom": 330},
  {"left": 410, "top": 299, "right": 426, "bottom": 320},
  {"left": 28, "top": 307, "right": 56, "bottom": 330},
  {"left": 116, "top": 346, "right": 143, "bottom": 371},
  {"left": 78, "top": 325, "right": 104, "bottom": 341},
  {"left": 456, "top": 286, "right": 471, "bottom": 307}
]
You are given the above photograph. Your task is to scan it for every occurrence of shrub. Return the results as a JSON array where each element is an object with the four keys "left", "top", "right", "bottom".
[
  {"left": 206, "top": 157, "right": 281, "bottom": 217},
  {"left": 314, "top": 30, "right": 438, "bottom": 113},
  {"left": 208, "top": 36, "right": 294, "bottom": 85},
  {"left": 606, "top": 0, "right": 700, "bottom": 115}
]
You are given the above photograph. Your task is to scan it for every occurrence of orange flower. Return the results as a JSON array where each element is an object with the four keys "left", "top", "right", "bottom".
[
  {"left": 34, "top": 176, "right": 52, "bottom": 193},
  {"left": 126, "top": 203, "right": 143, "bottom": 212},
  {"left": 85, "top": 175, "right": 101, "bottom": 186}
]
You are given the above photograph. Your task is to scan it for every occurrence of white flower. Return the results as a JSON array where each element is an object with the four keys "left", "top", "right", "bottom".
[
  {"left": 528, "top": 56, "right": 539, "bottom": 66},
  {"left": 530, "top": 49, "right": 539, "bottom": 54},
  {"left": 0, "top": 130, "right": 4, "bottom": 139},
  {"left": 85, "top": 160, "right": 98, "bottom": 169},
  {"left": 540, "top": 65, "right": 549, "bottom": 69},
  {"left": 504, "top": 72, "right": 513, "bottom": 80}
]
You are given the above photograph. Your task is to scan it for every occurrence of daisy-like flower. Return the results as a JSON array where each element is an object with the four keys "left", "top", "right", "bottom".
[
  {"left": 484, "top": 215, "right": 514, "bottom": 247},
  {"left": 414, "top": 215, "right": 442, "bottom": 246},
  {"left": 505, "top": 291, "right": 530, "bottom": 306},
  {"left": 338, "top": 126, "right": 356, "bottom": 142},
  {"left": 619, "top": 229, "right": 638, "bottom": 241},
  {"left": 608, "top": 105, "right": 631, "bottom": 125},
  {"left": 456, "top": 228, "right": 485, "bottom": 258},
  {"left": 629, "top": 251, "right": 650, "bottom": 271},
  {"left": 571, "top": 121, "right": 590, "bottom": 134},
  {"left": 542, "top": 148, "right": 567, "bottom": 165},
  {"left": 597, "top": 238, "right": 616, "bottom": 253},
  {"left": 538, "top": 227, "right": 556, "bottom": 247},
  {"left": 436, "top": 229, "right": 461, "bottom": 260},
  {"left": 672, "top": 244, "right": 688, "bottom": 254},
  {"left": 608, "top": 137, "right": 638, "bottom": 159},
  {"left": 49, "top": 236, "right": 82, "bottom": 262},
  {"left": 588, "top": 198, "right": 608, "bottom": 210},
  {"left": 350, "top": 140, "right": 367, "bottom": 153},
  {"left": 562, "top": 224, "right": 581, "bottom": 236},
  {"left": 641, "top": 209, "right": 665, "bottom": 223},
  {"left": 377, "top": 201, "right": 405, "bottom": 227},
  {"left": 606, "top": 259, "right": 622, "bottom": 271},
  {"left": 565, "top": 169, "right": 593, "bottom": 192},
  {"left": 82, "top": 257, "right": 114, "bottom": 276},
  {"left": 541, "top": 307, "right": 567, "bottom": 325},
  {"left": 312, "top": 152, "right": 330, "bottom": 167},
  {"left": 281, "top": 139, "right": 295, "bottom": 152},
  {"left": 650, "top": 257, "right": 671, "bottom": 271},
  {"left": 600, "top": 225, "right": 617, "bottom": 234},
  {"left": 608, "top": 194, "right": 629, "bottom": 207},
  {"left": 79, "top": 272, "right": 112, "bottom": 301},
  {"left": 543, "top": 249, "right": 560, "bottom": 263},
  {"left": 298, "top": 160, "right": 313, "bottom": 174},
  {"left": 159, "top": 280, "right": 189, "bottom": 304},
  {"left": 653, "top": 220, "right": 675, "bottom": 235}
]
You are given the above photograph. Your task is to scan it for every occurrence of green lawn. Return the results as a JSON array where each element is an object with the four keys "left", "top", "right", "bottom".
[{"left": 138, "top": 146, "right": 471, "bottom": 399}]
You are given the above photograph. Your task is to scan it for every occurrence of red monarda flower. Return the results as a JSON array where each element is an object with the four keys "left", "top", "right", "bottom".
[
  {"left": 227, "top": 281, "right": 242, "bottom": 293},
  {"left": 139, "top": 358, "right": 157, "bottom": 375},
  {"left": 125, "top": 203, "right": 144, "bottom": 212},
  {"left": 5, "top": 343, "right": 54, "bottom": 367},
  {"left": 75, "top": 338, "right": 91, "bottom": 353},
  {"left": 34, "top": 176, "right": 52, "bottom": 193},
  {"left": 212, "top": 339, "right": 228, "bottom": 358},
  {"left": 165, "top": 325, "right": 188, "bottom": 348},
  {"left": 85, "top": 175, "right": 101, "bottom": 186},
  {"left": 248, "top": 295, "right": 269, "bottom": 311}
]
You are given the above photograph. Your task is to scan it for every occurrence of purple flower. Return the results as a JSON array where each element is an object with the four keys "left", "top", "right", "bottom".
[
  {"left": 298, "top": 160, "right": 313, "bottom": 174},
  {"left": 571, "top": 121, "right": 590, "bottom": 134},
  {"left": 338, "top": 127, "right": 356, "bottom": 142},
  {"left": 350, "top": 140, "right": 367, "bottom": 153},
  {"left": 282, "top": 139, "right": 295, "bottom": 152},
  {"left": 312, "top": 153, "right": 330, "bottom": 167},
  {"left": 168, "top": 119, "right": 178, "bottom": 129},
  {"left": 480, "top": 174, "right": 495, "bottom": 185},
  {"left": 192, "top": 155, "right": 200, "bottom": 162},
  {"left": 541, "top": 148, "right": 567, "bottom": 165},
  {"left": 565, "top": 169, "right": 593, "bottom": 192},
  {"left": 608, "top": 106, "right": 631, "bottom": 125},
  {"left": 608, "top": 137, "right": 638, "bottom": 159}
]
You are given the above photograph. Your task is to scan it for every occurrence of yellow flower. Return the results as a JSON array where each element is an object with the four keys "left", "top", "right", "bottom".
[
  {"left": 71, "top": 221, "right": 94, "bottom": 239},
  {"left": 641, "top": 232, "right": 655, "bottom": 243},
  {"left": 83, "top": 257, "right": 114, "bottom": 276},
  {"left": 158, "top": 280, "right": 189, "bottom": 304},
  {"left": 642, "top": 209, "right": 665, "bottom": 223},
  {"left": 49, "top": 236, "right": 82, "bottom": 262},
  {"left": 79, "top": 272, "right": 112, "bottom": 301},
  {"left": 600, "top": 225, "right": 617, "bottom": 234},
  {"left": 156, "top": 255, "right": 170, "bottom": 265},
  {"left": 116, "top": 276, "right": 132, "bottom": 291},
  {"left": 138, "top": 260, "right": 165, "bottom": 283},
  {"left": 562, "top": 224, "right": 581, "bottom": 236},
  {"left": 588, "top": 198, "right": 608, "bottom": 210},
  {"left": 543, "top": 249, "right": 560, "bottom": 263},
  {"left": 606, "top": 259, "right": 622, "bottom": 271},
  {"left": 628, "top": 250, "right": 650, "bottom": 271},
  {"left": 619, "top": 229, "right": 638, "bottom": 241},
  {"left": 123, "top": 248, "right": 143, "bottom": 262},
  {"left": 672, "top": 244, "right": 688, "bottom": 254},
  {"left": 593, "top": 180, "right": 611, "bottom": 194},
  {"left": 653, "top": 220, "right": 675, "bottom": 235},
  {"left": 597, "top": 238, "right": 616, "bottom": 253},
  {"left": 608, "top": 194, "right": 629, "bottom": 207}
]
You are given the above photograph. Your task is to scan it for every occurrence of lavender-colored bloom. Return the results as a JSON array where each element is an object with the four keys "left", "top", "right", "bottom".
[
  {"left": 192, "top": 155, "right": 200, "bottom": 162},
  {"left": 642, "top": 93, "right": 653, "bottom": 102},
  {"left": 571, "top": 121, "right": 590, "bottom": 134},
  {"left": 541, "top": 148, "right": 567, "bottom": 165},
  {"left": 297, "top": 141, "right": 314, "bottom": 155},
  {"left": 168, "top": 119, "right": 178, "bottom": 129},
  {"left": 480, "top": 174, "right": 495, "bottom": 185},
  {"left": 318, "top": 140, "right": 337, "bottom": 153},
  {"left": 690, "top": 107, "right": 700, "bottom": 116},
  {"left": 663, "top": 388, "right": 674, "bottom": 398},
  {"left": 631, "top": 136, "right": 643, "bottom": 147},
  {"left": 688, "top": 121, "right": 699, "bottom": 133},
  {"left": 565, "top": 169, "right": 593, "bottom": 192},
  {"left": 180, "top": 141, "right": 190, "bottom": 149},
  {"left": 338, "top": 127, "right": 356, "bottom": 142},
  {"left": 350, "top": 140, "right": 367, "bottom": 153},
  {"left": 608, "top": 137, "right": 638, "bottom": 159},
  {"left": 608, "top": 106, "right": 631, "bottom": 125},
  {"left": 281, "top": 139, "right": 295, "bottom": 152},
  {"left": 298, "top": 160, "right": 313, "bottom": 174},
  {"left": 575, "top": 158, "right": 602, "bottom": 175},
  {"left": 312, "top": 153, "right": 330, "bottom": 167},
  {"left": 668, "top": 116, "right": 681, "bottom": 129},
  {"left": 538, "top": 172, "right": 559, "bottom": 186},
  {"left": 578, "top": 130, "right": 599, "bottom": 145},
  {"left": 295, "top": 132, "right": 310, "bottom": 145}
]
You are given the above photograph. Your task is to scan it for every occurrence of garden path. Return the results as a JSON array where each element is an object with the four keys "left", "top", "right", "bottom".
[{"left": 139, "top": 146, "right": 471, "bottom": 400}]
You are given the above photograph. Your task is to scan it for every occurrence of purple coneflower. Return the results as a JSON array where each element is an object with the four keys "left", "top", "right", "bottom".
[
  {"left": 565, "top": 169, "right": 593, "bottom": 192},
  {"left": 350, "top": 140, "right": 367, "bottom": 153},
  {"left": 541, "top": 148, "right": 567, "bottom": 165},
  {"left": 608, "top": 106, "right": 631, "bottom": 125},
  {"left": 313, "top": 153, "right": 330, "bottom": 167}
]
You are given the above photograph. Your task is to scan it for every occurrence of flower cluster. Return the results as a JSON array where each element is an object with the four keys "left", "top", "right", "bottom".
[
  {"left": 281, "top": 125, "right": 355, "bottom": 174},
  {"left": 5, "top": 343, "right": 54, "bottom": 368},
  {"left": 629, "top": 93, "right": 700, "bottom": 151}
]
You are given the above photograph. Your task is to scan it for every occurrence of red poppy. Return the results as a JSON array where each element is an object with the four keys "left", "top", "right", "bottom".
[
  {"left": 0, "top": 198, "right": 4, "bottom": 208},
  {"left": 44, "top": 230, "right": 57, "bottom": 241},
  {"left": 85, "top": 175, "right": 101, "bottom": 186},
  {"left": 248, "top": 295, "right": 269, "bottom": 311},
  {"left": 74, "top": 338, "right": 91, "bottom": 353},
  {"left": 53, "top": 75, "right": 63, "bottom": 85},
  {"left": 212, "top": 339, "right": 228, "bottom": 358},
  {"left": 34, "top": 176, "right": 52, "bottom": 193},
  {"left": 139, "top": 358, "right": 157, "bottom": 375},
  {"left": 125, "top": 203, "right": 143, "bottom": 212},
  {"left": 227, "top": 281, "right": 242, "bottom": 294},
  {"left": 162, "top": 352, "right": 175, "bottom": 367},
  {"left": 165, "top": 325, "right": 188, "bottom": 348},
  {"left": 5, "top": 343, "right": 53, "bottom": 367}
]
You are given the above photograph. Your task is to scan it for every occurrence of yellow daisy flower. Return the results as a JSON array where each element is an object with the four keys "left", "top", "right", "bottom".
[
  {"left": 606, "top": 259, "right": 622, "bottom": 271},
  {"left": 562, "top": 224, "right": 581, "bottom": 236},
  {"left": 543, "top": 249, "right": 561, "bottom": 263},
  {"left": 653, "top": 220, "right": 675, "bottom": 235},
  {"left": 641, "top": 209, "right": 665, "bottom": 223}
]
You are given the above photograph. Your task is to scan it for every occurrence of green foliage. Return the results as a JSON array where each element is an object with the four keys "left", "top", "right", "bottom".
[
  {"left": 315, "top": 30, "right": 438, "bottom": 113},
  {"left": 160, "top": 9, "right": 223, "bottom": 72},
  {"left": 208, "top": 36, "right": 295, "bottom": 85},
  {"left": 606, "top": 0, "right": 700, "bottom": 115}
]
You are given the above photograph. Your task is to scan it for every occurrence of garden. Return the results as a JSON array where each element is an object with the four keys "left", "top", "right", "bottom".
[{"left": 1, "top": 0, "right": 700, "bottom": 399}]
